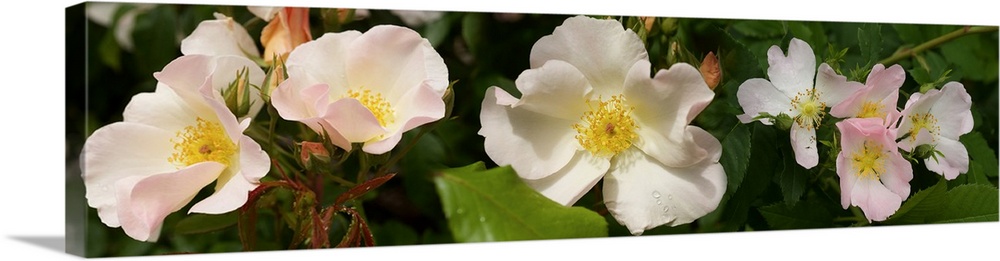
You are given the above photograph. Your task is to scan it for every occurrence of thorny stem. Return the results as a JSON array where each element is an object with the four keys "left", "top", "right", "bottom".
[{"left": 879, "top": 26, "right": 998, "bottom": 65}]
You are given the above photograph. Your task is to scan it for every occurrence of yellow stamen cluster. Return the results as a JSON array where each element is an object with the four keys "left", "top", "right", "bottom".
[
  {"left": 347, "top": 89, "right": 395, "bottom": 127},
  {"left": 857, "top": 101, "right": 886, "bottom": 119},
  {"left": 790, "top": 89, "right": 826, "bottom": 130},
  {"left": 907, "top": 113, "right": 940, "bottom": 142},
  {"left": 851, "top": 140, "right": 887, "bottom": 180},
  {"left": 573, "top": 95, "right": 638, "bottom": 158},
  {"left": 169, "top": 117, "right": 237, "bottom": 168}
]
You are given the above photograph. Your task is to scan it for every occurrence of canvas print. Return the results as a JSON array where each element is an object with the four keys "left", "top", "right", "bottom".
[{"left": 65, "top": 1, "right": 999, "bottom": 257}]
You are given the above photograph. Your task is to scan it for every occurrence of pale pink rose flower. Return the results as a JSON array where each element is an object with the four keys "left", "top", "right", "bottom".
[
  {"left": 836, "top": 118, "right": 912, "bottom": 222},
  {"left": 736, "top": 38, "right": 863, "bottom": 169},
  {"left": 479, "top": 16, "right": 726, "bottom": 235},
  {"left": 83, "top": 55, "right": 270, "bottom": 242},
  {"left": 896, "top": 82, "right": 974, "bottom": 179},
  {"left": 830, "top": 64, "right": 906, "bottom": 126},
  {"left": 271, "top": 25, "right": 448, "bottom": 154}
]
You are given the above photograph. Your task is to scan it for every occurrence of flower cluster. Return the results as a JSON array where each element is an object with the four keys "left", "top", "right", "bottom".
[
  {"left": 736, "top": 38, "right": 974, "bottom": 222},
  {"left": 83, "top": 6, "right": 448, "bottom": 242}
]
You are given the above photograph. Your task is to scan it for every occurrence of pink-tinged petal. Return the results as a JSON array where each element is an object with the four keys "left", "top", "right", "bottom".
[
  {"left": 735, "top": 78, "right": 793, "bottom": 124},
  {"left": 766, "top": 38, "right": 816, "bottom": 98},
  {"left": 604, "top": 129, "right": 726, "bottom": 235},
  {"left": 881, "top": 152, "right": 913, "bottom": 198},
  {"left": 271, "top": 81, "right": 352, "bottom": 150},
  {"left": 181, "top": 13, "right": 261, "bottom": 59},
  {"left": 627, "top": 61, "right": 712, "bottom": 167},
  {"left": 925, "top": 137, "right": 970, "bottom": 180},
  {"left": 118, "top": 162, "right": 226, "bottom": 242},
  {"left": 198, "top": 86, "right": 246, "bottom": 145},
  {"left": 285, "top": 31, "right": 361, "bottom": 94},
  {"left": 189, "top": 136, "right": 269, "bottom": 214},
  {"left": 814, "top": 63, "right": 864, "bottom": 106},
  {"left": 365, "top": 83, "right": 447, "bottom": 154},
  {"left": 153, "top": 55, "right": 216, "bottom": 108},
  {"left": 512, "top": 60, "right": 592, "bottom": 120},
  {"left": 790, "top": 124, "right": 819, "bottom": 169},
  {"left": 344, "top": 25, "right": 447, "bottom": 103},
  {"left": 122, "top": 85, "right": 200, "bottom": 133},
  {"left": 523, "top": 152, "right": 610, "bottom": 206},
  {"left": 205, "top": 55, "right": 267, "bottom": 118},
  {"left": 247, "top": 6, "right": 281, "bottom": 21},
  {"left": 833, "top": 64, "right": 904, "bottom": 121},
  {"left": 529, "top": 16, "right": 648, "bottom": 97},
  {"left": 865, "top": 65, "right": 906, "bottom": 98},
  {"left": 932, "top": 82, "right": 974, "bottom": 139},
  {"left": 479, "top": 87, "right": 580, "bottom": 180},
  {"left": 325, "top": 98, "right": 386, "bottom": 142},
  {"left": 84, "top": 122, "right": 178, "bottom": 228},
  {"left": 851, "top": 178, "right": 903, "bottom": 222},
  {"left": 837, "top": 150, "right": 858, "bottom": 209}
]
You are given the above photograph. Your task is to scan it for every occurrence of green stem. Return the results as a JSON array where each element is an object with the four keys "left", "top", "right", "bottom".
[{"left": 879, "top": 26, "right": 998, "bottom": 65}]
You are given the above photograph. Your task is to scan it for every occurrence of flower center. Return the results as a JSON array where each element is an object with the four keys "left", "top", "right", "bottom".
[
  {"left": 790, "top": 89, "right": 826, "bottom": 130},
  {"left": 169, "top": 117, "right": 237, "bottom": 168},
  {"left": 851, "top": 140, "right": 887, "bottom": 180},
  {"left": 347, "top": 89, "right": 395, "bottom": 127},
  {"left": 573, "top": 95, "right": 638, "bottom": 158},
  {"left": 906, "top": 112, "right": 940, "bottom": 142},
  {"left": 856, "top": 101, "right": 886, "bottom": 119}
]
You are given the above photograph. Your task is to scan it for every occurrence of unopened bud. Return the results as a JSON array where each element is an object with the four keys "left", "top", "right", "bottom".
[
  {"left": 913, "top": 144, "right": 942, "bottom": 162},
  {"left": 700, "top": 52, "right": 722, "bottom": 90},
  {"left": 223, "top": 67, "right": 255, "bottom": 118},
  {"left": 639, "top": 17, "right": 655, "bottom": 32},
  {"left": 300, "top": 141, "right": 331, "bottom": 168},
  {"left": 261, "top": 58, "right": 287, "bottom": 102},
  {"left": 774, "top": 113, "right": 793, "bottom": 131}
]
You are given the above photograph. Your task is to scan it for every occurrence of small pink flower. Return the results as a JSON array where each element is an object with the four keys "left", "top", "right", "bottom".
[
  {"left": 897, "top": 82, "right": 974, "bottom": 179},
  {"left": 271, "top": 25, "right": 448, "bottom": 154},
  {"left": 836, "top": 118, "right": 912, "bottom": 222},
  {"left": 830, "top": 64, "right": 905, "bottom": 126}
]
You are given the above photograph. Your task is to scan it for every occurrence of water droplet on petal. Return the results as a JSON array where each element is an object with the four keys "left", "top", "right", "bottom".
[
  {"left": 667, "top": 194, "right": 673, "bottom": 200},
  {"left": 656, "top": 199, "right": 662, "bottom": 205},
  {"left": 652, "top": 191, "right": 661, "bottom": 198},
  {"left": 663, "top": 206, "right": 670, "bottom": 212}
]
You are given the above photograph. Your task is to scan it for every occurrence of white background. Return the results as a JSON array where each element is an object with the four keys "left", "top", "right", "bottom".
[{"left": 1, "top": 0, "right": 997, "bottom": 260}]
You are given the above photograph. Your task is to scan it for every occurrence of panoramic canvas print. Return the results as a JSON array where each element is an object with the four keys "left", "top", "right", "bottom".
[{"left": 65, "top": 1, "right": 999, "bottom": 257}]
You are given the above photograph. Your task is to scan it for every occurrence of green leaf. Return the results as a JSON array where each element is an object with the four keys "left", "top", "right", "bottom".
[
  {"left": 928, "top": 184, "right": 999, "bottom": 223},
  {"left": 422, "top": 12, "right": 458, "bottom": 48},
  {"left": 720, "top": 124, "right": 751, "bottom": 194},
  {"left": 461, "top": 13, "right": 487, "bottom": 56},
  {"left": 731, "top": 20, "right": 784, "bottom": 38},
  {"left": 777, "top": 140, "right": 808, "bottom": 206},
  {"left": 173, "top": 212, "right": 239, "bottom": 235},
  {"left": 884, "top": 179, "right": 948, "bottom": 225},
  {"left": 433, "top": 162, "right": 608, "bottom": 242},
  {"left": 97, "top": 30, "right": 121, "bottom": 72},
  {"left": 721, "top": 123, "right": 780, "bottom": 231},
  {"left": 857, "top": 23, "right": 883, "bottom": 70},
  {"left": 961, "top": 132, "right": 999, "bottom": 178},
  {"left": 940, "top": 32, "right": 999, "bottom": 82},
  {"left": 759, "top": 199, "right": 833, "bottom": 229},
  {"left": 131, "top": 5, "right": 180, "bottom": 79}
]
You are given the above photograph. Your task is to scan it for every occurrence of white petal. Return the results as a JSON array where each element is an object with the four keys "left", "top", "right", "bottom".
[
  {"left": 180, "top": 14, "right": 261, "bottom": 59},
  {"left": 529, "top": 16, "right": 648, "bottom": 97},
  {"left": 248, "top": 6, "right": 281, "bottom": 21},
  {"left": 850, "top": 178, "right": 902, "bottom": 222},
  {"left": 790, "top": 124, "right": 819, "bottom": 169},
  {"left": 932, "top": 82, "right": 974, "bottom": 139},
  {"left": 627, "top": 61, "right": 711, "bottom": 167},
  {"left": 766, "top": 38, "right": 816, "bottom": 98},
  {"left": 479, "top": 87, "right": 580, "bottom": 180},
  {"left": 513, "top": 60, "right": 593, "bottom": 120},
  {"left": 122, "top": 85, "right": 200, "bottom": 133},
  {"left": 881, "top": 152, "right": 913, "bottom": 198},
  {"left": 366, "top": 83, "right": 446, "bottom": 154},
  {"left": 814, "top": 63, "right": 863, "bottom": 106},
  {"left": 83, "top": 122, "right": 179, "bottom": 227},
  {"left": 604, "top": 128, "right": 725, "bottom": 235},
  {"left": 925, "top": 137, "right": 970, "bottom": 180},
  {"left": 286, "top": 31, "right": 362, "bottom": 96},
  {"left": 736, "top": 78, "right": 793, "bottom": 124},
  {"left": 523, "top": 152, "right": 610, "bottom": 206},
  {"left": 205, "top": 55, "right": 267, "bottom": 118},
  {"left": 344, "top": 25, "right": 448, "bottom": 103}
]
